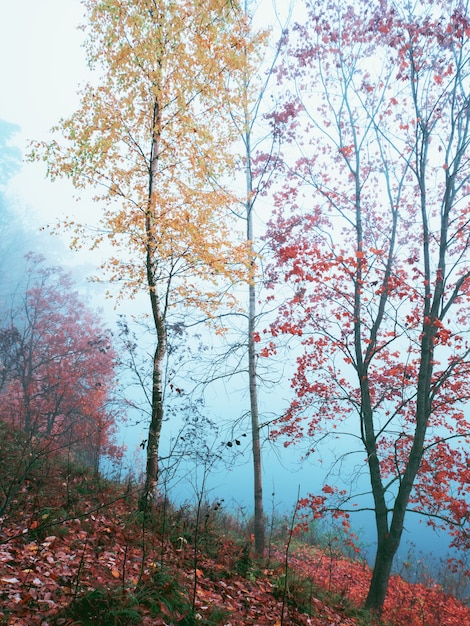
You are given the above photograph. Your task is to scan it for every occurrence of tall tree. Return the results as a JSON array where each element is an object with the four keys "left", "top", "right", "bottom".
[
  {"left": 266, "top": 0, "right": 470, "bottom": 613},
  {"left": 0, "top": 254, "right": 119, "bottom": 468},
  {"left": 225, "top": 0, "right": 287, "bottom": 557},
  {"left": 32, "top": 0, "right": 255, "bottom": 508}
]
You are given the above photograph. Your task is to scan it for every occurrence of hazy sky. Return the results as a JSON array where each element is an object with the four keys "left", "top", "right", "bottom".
[{"left": 0, "top": 1, "right": 95, "bottom": 264}]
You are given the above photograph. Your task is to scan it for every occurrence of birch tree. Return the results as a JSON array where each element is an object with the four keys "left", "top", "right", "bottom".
[{"left": 33, "top": 0, "right": 255, "bottom": 508}]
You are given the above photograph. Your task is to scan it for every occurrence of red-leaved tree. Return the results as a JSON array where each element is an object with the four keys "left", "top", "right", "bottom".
[
  {"left": 0, "top": 254, "right": 121, "bottom": 469},
  {"left": 266, "top": 0, "right": 470, "bottom": 613}
]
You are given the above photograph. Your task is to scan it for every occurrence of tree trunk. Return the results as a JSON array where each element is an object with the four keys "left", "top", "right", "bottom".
[
  {"left": 365, "top": 537, "right": 396, "bottom": 612},
  {"left": 139, "top": 97, "right": 166, "bottom": 512},
  {"left": 140, "top": 207, "right": 167, "bottom": 510},
  {"left": 365, "top": 477, "right": 414, "bottom": 613},
  {"left": 245, "top": 111, "right": 265, "bottom": 556},
  {"left": 249, "top": 277, "right": 264, "bottom": 556},
  {"left": 140, "top": 335, "right": 166, "bottom": 511}
]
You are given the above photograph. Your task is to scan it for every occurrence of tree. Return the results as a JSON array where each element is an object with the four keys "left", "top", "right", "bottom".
[
  {"left": 0, "top": 254, "right": 120, "bottom": 469},
  {"left": 32, "top": 0, "right": 256, "bottom": 508},
  {"left": 266, "top": 0, "right": 470, "bottom": 613},
  {"left": 224, "top": 0, "right": 288, "bottom": 557}
]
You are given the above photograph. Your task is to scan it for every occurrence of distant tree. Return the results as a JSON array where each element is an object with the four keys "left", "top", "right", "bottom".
[
  {"left": 32, "top": 0, "right": 257, "bottom": 509},
  {"left": 0, "top": 254, "right": 121, "bottom": 469},
  {"left": 0, "top": 327, "right": 20, "bottom": 393},
  {"left": 266, "top": 0, "right": 470, "bottom": 614}
]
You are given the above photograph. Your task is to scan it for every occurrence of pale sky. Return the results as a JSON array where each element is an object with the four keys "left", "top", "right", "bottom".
[
  {"left": 0, "top": 1, "right": 85, "bottom": 134},
  {"left": 0, "top": 0, "right": 90, "bottom": 232}
]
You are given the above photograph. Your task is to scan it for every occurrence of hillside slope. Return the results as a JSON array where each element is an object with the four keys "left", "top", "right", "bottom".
[{"left": 1, "top": 428, "right": 469, "bottom": 625}]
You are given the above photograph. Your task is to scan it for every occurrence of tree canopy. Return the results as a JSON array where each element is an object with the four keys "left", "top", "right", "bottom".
[
  {"left": 33, "top": 0, "right": 261, "bottom": 506},
  {"left": 0, "top": 254, "right": 120, "bottom": 468},
  {"left": 266, "top": 0, "right": 470, "bottom": 612}
]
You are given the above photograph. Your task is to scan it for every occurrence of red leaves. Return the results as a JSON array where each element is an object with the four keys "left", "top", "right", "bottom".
[
  {"left": 338, "top": 144, "right": 354, "bottom": 158},
  {"left": 264, "top": 0, "right": 470, "bottom": 610},
  {"left": 0, "top": 255, "right": 121, "bottom": 463},
  {"left": 259, "top": 341, "right": 277, "bottom": 358},
  {"left": 283, "top": 544, "right": 470, "bottom": 626},
  {"left": 1, "top": 459, "right": 470, "bottom": 626}
]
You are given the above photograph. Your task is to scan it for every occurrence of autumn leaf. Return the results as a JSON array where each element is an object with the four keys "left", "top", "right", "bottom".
[
  {"left": 0, "top": 254, "right": 120, "bottom": 463},
  {"left": 1, "top": 577, "right": 20, "bottom": 584}
]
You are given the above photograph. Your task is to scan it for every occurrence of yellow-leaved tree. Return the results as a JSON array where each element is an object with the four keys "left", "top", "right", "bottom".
[{"left": 32, "top": 0, "right": 260, "bottom": 509}]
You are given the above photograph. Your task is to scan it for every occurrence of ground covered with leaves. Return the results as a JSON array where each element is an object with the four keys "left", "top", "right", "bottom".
[{"left": 1, "top": 428, "right": 470, "bottom": 625}]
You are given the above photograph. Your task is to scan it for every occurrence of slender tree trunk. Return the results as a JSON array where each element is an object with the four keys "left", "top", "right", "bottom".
[
  {"left": 22, "top": 347, "right": 33, "bottom": 434},
  {"left": 140, "top": 330, "right": 166, "bottom": 510},
  {"left": 249, "top": 273, "right": 264, "bottom": 556},
  {"left": 140, "top": 95, "right": 167, "bottom": 511},
  {"left": 139, "top": 234, "right": 167, "bottom": 509},
  {"left": 246, "top": 126, "right": 265, "bottom": 556}
]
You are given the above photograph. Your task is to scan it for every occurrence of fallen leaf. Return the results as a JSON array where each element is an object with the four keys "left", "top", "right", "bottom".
[{"left": 1, "top": 577, "right": 20, "bottom": 584}]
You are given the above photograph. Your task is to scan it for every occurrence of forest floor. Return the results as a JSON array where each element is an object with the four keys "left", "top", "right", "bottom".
[{"left": 1, "top": 425, "right": 470, "bottom": 625}]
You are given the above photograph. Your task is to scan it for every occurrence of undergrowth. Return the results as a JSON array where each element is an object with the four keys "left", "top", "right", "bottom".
[{"left": 1, "top": 423, "right": 469, "bottom": 625}]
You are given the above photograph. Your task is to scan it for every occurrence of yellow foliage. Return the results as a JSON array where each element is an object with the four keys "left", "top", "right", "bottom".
[{"left": 31, "top": 0, "right": 265, "bottom": 320}]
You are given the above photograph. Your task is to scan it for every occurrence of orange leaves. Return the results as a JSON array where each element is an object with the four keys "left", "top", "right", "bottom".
[{"left": 34, "top": 0, "right": 257, "bottom": 306}]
